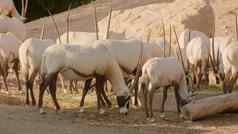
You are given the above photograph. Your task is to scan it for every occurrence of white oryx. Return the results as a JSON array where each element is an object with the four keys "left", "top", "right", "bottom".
[
  {"left": 209, "top": 36, "right": 232, "bottom": 60},
  {"left": 186, "top": 36, "right": 210, "bottom": 88},
  {"left": 39, "top": 42, "right": 131, "bottom": 114},
  {"left": 19, "top": 37, "right": 55, "bottom": 105},
  {"left": 138, "top": 57, "right": 191, "bottom": 119},
  {"left": 175, "top": 29, "right": 211, "bottom": 71},
  {"left": 210, "top": 41, "right": 238, "bottom": 93},
  {"left": 221, "top": 41, "right": 238, "bottom": 93},
  {"left": 209, "top": 36, "right": 232, "bottom": 84},
  {"left": 0, "top": 0, "right": 25, "bottom": 21},
  {"left": 0, "top": 15, "right": 26, "bottom": 41},
  {"left": 69, "top": 38, "right": 167, "bottom": 111},
  {"left": 173, "top": 28, "right": 211, "bottom": 91},
  {"left": 0, "top": 32, "right": 22, "bottom": 91}
]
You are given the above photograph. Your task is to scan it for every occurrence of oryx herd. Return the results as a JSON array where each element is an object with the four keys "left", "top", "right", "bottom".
[{"left": 1, "top": 0, "right": 238, "bottom": 120}]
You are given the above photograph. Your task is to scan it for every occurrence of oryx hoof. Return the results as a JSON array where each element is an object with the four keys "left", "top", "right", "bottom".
[
  {"left": 179, "top": 113, "right": 185, "bottom": 119},
  {"left": 146, "top": 117, "right": 156, "bottom": 122},
  {"left": 79, "top": 107, "right": 85, "bottom": 113},
  {"left": 159, "top": 113, "right": 166, "bottom": 118},
  {"left": 39, "top": 108, "right": 46, "bottom": 115},
  {"left": 99, "top": 109, "right": 105, "bottom": 114}
]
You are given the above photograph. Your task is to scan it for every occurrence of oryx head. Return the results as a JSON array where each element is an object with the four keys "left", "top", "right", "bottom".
[
  {"left": 222, "top": 71, "right": 238, "bottom": 93},
  {"left": 116, "top": 95, "right": 130, "bottom": 114}
]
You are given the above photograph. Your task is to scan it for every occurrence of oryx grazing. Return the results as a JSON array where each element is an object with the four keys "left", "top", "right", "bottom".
[
  {"left": 209, "top": 36, "right": 232, "bottom": 84},
  {"left": 175, "top": 29, "right": 210, "bottom": 69},
  {"left": 0, "top": 32, "right": 22, "bottom": 92},
  {"left": 39, "top": 42, "right": 131, "bottom": 114},
  {"left": 174, "top": 28, "right": 211, "bottom": 89},
  {"left": 210, "top": 41, "right": 238, "bottom": 93},
  {"left": 138, "top": 57, "right": 191, "bottom": 120},
  {"left": 54, "top": 6, "right": 167, "bottom": 108},
  {"left": 76, "top": 38, "right": 167, "bottom": 111},
  {"left": 186, "top": 36, "right": 210, "bottom": 89}
]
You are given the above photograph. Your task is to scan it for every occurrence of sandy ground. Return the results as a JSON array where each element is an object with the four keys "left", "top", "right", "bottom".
[{"left": 0, "top": 76, "right": 238, "bottom": 134}]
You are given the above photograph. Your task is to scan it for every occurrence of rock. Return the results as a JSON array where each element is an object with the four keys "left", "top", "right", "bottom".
[{"left": 98, "top": 0, "right": 214, "bottom": 50}]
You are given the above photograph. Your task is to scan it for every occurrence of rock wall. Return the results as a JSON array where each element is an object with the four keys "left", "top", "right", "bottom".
[{"left": 98, "top": 0, "right": 215, "bottom": 43}]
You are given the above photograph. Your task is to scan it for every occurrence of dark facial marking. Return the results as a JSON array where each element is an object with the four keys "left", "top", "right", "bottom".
[{"left": 117, "top": 96, "right": 130, "bottom": 108}]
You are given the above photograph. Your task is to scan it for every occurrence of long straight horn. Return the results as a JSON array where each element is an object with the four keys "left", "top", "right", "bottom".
[
  {"left": 209, "top": 23, "right": 220, "bottom": 79},
  {"left": 147, "top": 29, "right": 152, "bottom": 43},
  {"left": 173, "top": 26, "right": 186, "bottom": 72},
  {"left": 169, "top": 24, "right": 172, "bottom": 56},
  {"left": 211, "top": 23, "right": 215, "bottom": 66},
  {"left": 162, "top": 22, "right": 166, "bottom": 57},
  {"left": 66, "top": 3, "right": 73, "bottom": 43},
  {"left": 188, "top": 28, "right": 191, "bottom": 42},
  {"left": 40, "top": 22, "right": 46, "bottom": 40},
  {"left": 24, "top": 0, "right": 29, "bottom": 17},
  {"left": 235, "top": 11, "right": 238, "bottom": 40},
  {"left": 46, "top": 8, "right": 62, "bottom": 44},
  {"left": 216, "top": 48, "right": 220, "bottom": 68},
  {"left": 93, "top": 5, "right": 99, "bottom": 40},
  {"left": 130, "top": 41, "right": 144, "bottom": 91},
  {"left": 106, "top": 5, "right": 112, "bottom": 39},
  {"left": 21, "top": 0, "right": 25, "bottom": 17}
]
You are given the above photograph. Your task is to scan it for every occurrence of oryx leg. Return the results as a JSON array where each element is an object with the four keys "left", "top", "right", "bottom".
[
  {"left": 174, "top": 84, "right": 181, "bottom": 113},
  {"left": 38, "top": 73, "right": 56, "bottom": 113},
  {"left": 38, "top": 76, "right": 48, "bottom": 113},
  {"left": 143, "top": 84, "right": 149, "bottom": 118},
  {"left": 148, "top": 84, "right": 156, "bottom": 119},
  {"left": 202, "top": 59, "right": 209, "bottom": 86},
  {"left": 79, "top": 79, "right": 92, "bottom": 112},
  {"left": 12, "top": 59, "right": 21, "bottom": 91},
  {"left": 0, "top": 66, "right": 5, "bottom": 91},
  {"left": 26, "top": 69, "right": 37, "bottom": 105},
  {"left": 1, "top": 61, "right": 9, "bottom": 91},
  {"left": 48, "top": 73, "right": 60, "bottom": 111},
  {"left": 191, "top": 64, "right": 197, "bottom": 88},
  {"left": 58, "top": 74, "right": 66, "bottom": 93},
  {"left": 68, "top": 80, "right": 74, "bottom": 94},
  {"left": 24, "top": 72, "right": 30, "bottom": 105},
  {"left": 196, "top": 62, "right": 202, "bottom": 89},
  {"left": 134, "top": 83, "right": 139, "bottom": 106},
  {"left": 95, "top": 75, "right": 105, "bottom": 114},
  {"left": 73, "top": 80, "right": 79, "bottom": 93},
  {"left": 160, "top": 86, "right": 169, "bottom": 113},
  {"left": 101, "top": 82, "right": 112, "bottom": 108}
]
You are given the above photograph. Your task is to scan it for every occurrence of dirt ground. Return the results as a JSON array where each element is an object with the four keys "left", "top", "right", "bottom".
[{"left": 0, "top": 75, "right": 238, "bottom": 134}]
